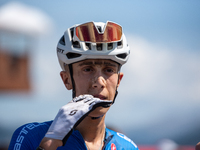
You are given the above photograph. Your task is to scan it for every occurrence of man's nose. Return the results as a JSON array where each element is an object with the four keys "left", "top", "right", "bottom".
[{"left": 92, "top": 75, "right": 106, "bottom": 89}]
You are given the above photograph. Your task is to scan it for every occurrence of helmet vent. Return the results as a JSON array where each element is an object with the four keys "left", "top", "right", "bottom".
[
  {"left": 66, "top": 52, "right": 82, "bottom": 59},
  {"left": 70, "top": 28, "right": 74, "bottom": 39},
  {"left": 97, "top": 26, "right": 102, "bottom": 32},
  {"left": 85, "top": 43, "right": 91, "bottom": 50},
  {"left": 70, "top": 27, "right": 81, "bottom": 48},
  {"left": 116, "top": 53, "right": 127, "bottom": 59},
  {"left": 117, "top": 40, "right": 123, "bottom": 49},
  {"left": 72, "top": 41, "right": 81, "bottom": 48},
  {"left": 96, "top": 43, "right": 103, "bottom": 51},
  {"left": 107, "top": 43, "right": 113, "bottom": 50},
  {"left": 59, "top": 35, "right": 65, "bottom": 45}
]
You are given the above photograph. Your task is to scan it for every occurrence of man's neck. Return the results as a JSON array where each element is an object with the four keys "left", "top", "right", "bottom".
[{"left": 76, "top": 115, "right": 106, "bottom": 143}]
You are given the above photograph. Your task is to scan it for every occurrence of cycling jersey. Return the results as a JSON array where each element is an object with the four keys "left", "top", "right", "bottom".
[{"left": 8, "top": 121, "right": 138, "bottom": 150}]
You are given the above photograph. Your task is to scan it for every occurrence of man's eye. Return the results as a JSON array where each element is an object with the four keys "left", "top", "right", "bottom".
[
  {"left": 83, "top": 68, "right": 93, "bottom": 72},
  {"left": 105, "top": 68, "right": 114, "bottom": 73}
]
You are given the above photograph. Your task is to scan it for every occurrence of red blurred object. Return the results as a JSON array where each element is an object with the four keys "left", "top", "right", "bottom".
[
  {"left": 0, "top": 50, "right": 30, "bottom": 91},
  {"left": 138, "top": 145, "right": 155, "bottom": 150},
  {"left": 138, "top": 145, "right": 194, "bottom": 150}
]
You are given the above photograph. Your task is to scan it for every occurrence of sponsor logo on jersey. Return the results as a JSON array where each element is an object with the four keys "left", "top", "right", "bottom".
[
  {"left": 117, "top": 132, "right": 138, "bottom": 148},
  {"left": 111, "top": 143, "right": 116, "bottom": 150},
  {"left": 13, "top": 123, "right": 46, "bottom": 150}
]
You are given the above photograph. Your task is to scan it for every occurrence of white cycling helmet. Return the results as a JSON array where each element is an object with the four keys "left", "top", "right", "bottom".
[
  {"left": 57, "top": 21, "right": 130, "bottom": 101},
  {"left": 57, "top": 21, "right": 130, "bottom": 71}
]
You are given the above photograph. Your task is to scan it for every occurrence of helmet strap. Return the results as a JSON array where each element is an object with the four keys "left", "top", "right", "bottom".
[
  {"left": 68, "top": 64, "right": 76, "bottom": 98},
  {"left": 112, "top": 90, "right": 118, "bottom": 104},
  {"left": 112, "top": 64, "right": 122, "bottom": 104}
]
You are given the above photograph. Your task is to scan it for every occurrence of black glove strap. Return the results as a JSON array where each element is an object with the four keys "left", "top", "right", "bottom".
[{"left": 36, "top": 146, "right": 45, "bottom": 150}]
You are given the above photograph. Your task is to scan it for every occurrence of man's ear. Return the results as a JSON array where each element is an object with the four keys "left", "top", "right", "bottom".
[
  {"left": 117, "top": 72, "right": 124, "bottom": 88},
  {"left": 60, "top": 71, "right": 72, "bottom": 90}
]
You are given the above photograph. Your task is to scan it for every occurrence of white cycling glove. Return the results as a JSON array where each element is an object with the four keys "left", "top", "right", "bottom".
[{"left": 45, "top": 95, "right": 112, "bottom": 145}]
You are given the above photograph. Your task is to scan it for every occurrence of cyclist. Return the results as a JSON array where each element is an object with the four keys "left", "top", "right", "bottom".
[{"left": 8, "top": 21, "right": 139, "bottom": 150}]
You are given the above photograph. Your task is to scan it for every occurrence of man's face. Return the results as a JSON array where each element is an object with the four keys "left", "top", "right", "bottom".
[
  {"left": 72, "top": 59, "right": 123, "bottom": 101},
  {"left": 60, "top": 59, "right": 123, "bottom": 117}
]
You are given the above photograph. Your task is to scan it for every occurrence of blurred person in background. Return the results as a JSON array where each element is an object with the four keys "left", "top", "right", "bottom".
[
  {"left": 196, "top": 142, "right": 200, "bottom": 150},
  {"left": 157, "top": 139, "right": 178, "bottom": 150},
  {"left": 8, "top": 21, "right": 139, "bottom": 150}
]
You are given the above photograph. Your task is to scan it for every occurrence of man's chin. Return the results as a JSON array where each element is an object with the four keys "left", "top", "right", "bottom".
[
  {"left": 89, "top": 107, "right": 109, "bottom": 117},
  {"left": 90, "top": 114, "right": 105, "bottom": 120}
]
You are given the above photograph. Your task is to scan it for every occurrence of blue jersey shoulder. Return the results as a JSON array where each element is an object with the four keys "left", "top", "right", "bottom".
[{"left": 8, "top": 121, "right": 52, "bottom": 150}]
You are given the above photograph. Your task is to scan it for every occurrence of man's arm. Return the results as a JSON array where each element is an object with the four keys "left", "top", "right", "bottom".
[{"left": 37, "top": 138, "right": 62, "bottom": 150}]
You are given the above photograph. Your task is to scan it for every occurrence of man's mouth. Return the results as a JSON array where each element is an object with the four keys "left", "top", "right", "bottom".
[
  {"left": 93, "top": 95, "right": 107, "bottom": 100},
  {"left": 93, "top": 94, "right": 112, "bottom": 108}
]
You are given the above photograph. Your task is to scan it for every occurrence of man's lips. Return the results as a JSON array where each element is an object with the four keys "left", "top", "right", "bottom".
[
  {"left": 93, "top": 95, "right": 107, "bottom": 100},
  {"left": 93, "top": 94, "right": 113, "bottom": 108}
]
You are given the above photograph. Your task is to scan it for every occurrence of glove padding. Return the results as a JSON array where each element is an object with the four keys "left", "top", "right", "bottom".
[{"left": 45, "top": 95, "right": 112, "bottom": 145}]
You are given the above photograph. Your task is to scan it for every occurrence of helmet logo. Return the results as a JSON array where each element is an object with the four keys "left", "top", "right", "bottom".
[{"left": 57, "top": 48, "right": 64, "bottom": 53}]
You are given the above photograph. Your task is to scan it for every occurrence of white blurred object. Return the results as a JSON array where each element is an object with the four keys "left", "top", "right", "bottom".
[
  {"left": 157, "top": 139, "right": 178, "bottom": 150},
  {"left": 0, "top": 2, "right": 53, "bottom": 36}
]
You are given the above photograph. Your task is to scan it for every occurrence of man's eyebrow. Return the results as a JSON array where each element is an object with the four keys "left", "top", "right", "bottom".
[
  {"left": 102, "top": 62, "right": 118, "bottom": 67},
  {"left": 78, "top": 62, "right": 93, "bottom": 66},
  {"left": 78, "top": 61, "right": 118, "bottom": 67}
]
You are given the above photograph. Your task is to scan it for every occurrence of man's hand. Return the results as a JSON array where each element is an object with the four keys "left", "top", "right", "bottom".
[{"left": 44, "top": 95, "right": 112, "bottom": 146}]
